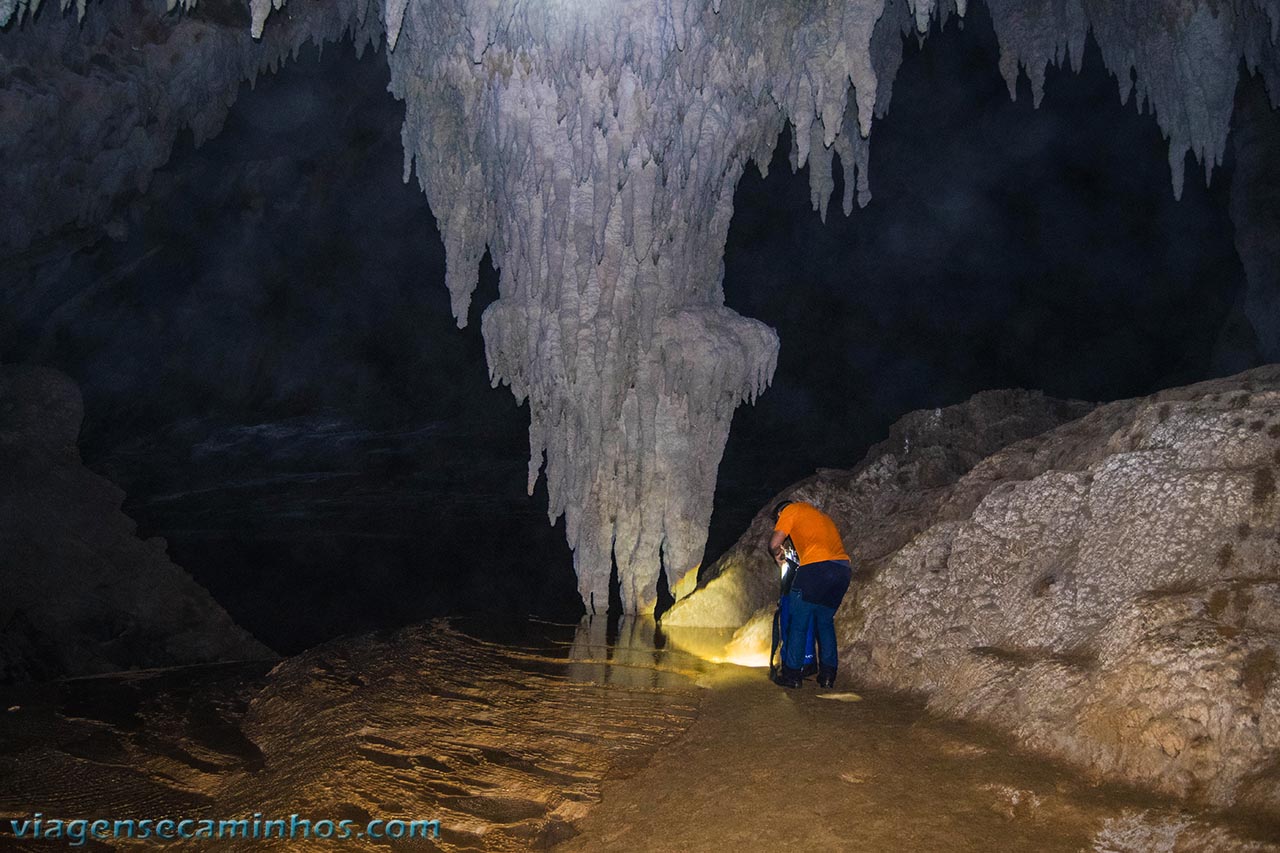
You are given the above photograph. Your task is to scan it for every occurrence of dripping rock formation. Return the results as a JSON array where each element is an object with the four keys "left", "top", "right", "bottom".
[
  {"left": 4, "top": 0, "right": 1279, "bottom": 611},
  {"left": 0, "top": 365, "right": 272, "bottom": 682},
  {"left": 675, "top": 366, "right": 1280, "bottom": 817}
]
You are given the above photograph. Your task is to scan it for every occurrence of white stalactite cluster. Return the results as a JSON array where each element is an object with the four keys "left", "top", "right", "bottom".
[
  {"left": 979, "top": 0, "right": 1280, "bottom": 198},
  {"left": 5, "top": 0, "right": 1278, "bottom": 612},
  {"left": 367, "top": 0, "right": 1277, "bottom": 612},
  {"left": 368, "top": 0, "right": 906, "bottom": 612}
]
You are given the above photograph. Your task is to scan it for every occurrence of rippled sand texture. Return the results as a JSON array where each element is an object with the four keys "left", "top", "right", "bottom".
[
  {"left": 0, "top": 620, "right": 703, "bottom": 851},
  {"left": 8, "top": 618, "right": 1275, "bottom": 852},
  {"left": 0, "top": 660, "right": 272, "bottom": 844},
  {"left": 561, "top": 669, "right": 1280, "bottom": 853}
]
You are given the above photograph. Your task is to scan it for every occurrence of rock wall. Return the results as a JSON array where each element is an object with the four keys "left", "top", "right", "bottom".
[
  {"left": 0, "top": 365, "right": 272, "bottom": 682},
  {"left": 849, "top": 367, "right": 1280, "bottom": 815},
  {"left": 663, "top": 388, "right": 1093, "bottom": 626},
  {"left": 680, "top": 366, "right": 1280, "bottom": 815}
]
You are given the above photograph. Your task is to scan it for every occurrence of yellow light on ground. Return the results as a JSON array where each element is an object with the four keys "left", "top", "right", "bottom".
[
  {"left": 817, "top": 692, "right": 863, "bottom": 702},
  {"left": 719, "top": 609, "right": 773, "bottom": 668},
  {"left": 659, "top": 608, "right": 774, "bottom": 668}
]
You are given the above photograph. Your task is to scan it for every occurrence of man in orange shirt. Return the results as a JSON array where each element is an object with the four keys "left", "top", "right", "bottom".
[{"left": 767, "top": 500, "right": 853, "bottom": 689}]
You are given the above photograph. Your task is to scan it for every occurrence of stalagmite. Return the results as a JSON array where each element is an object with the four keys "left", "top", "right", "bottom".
[{"left": 4, "top": 0, "right": 1277, "bottom": 612}]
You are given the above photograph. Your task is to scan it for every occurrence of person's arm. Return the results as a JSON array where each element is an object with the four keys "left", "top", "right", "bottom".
[{"left": 767, "top": 529, "right": 789, "bottom": 566}]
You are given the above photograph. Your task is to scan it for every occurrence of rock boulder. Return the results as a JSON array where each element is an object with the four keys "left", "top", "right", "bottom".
[
  {"left": 0, "top": 365, "right": 272, "bottom": 682},
  {"left": 677, "top": 366, "right": 1280, "bottom": 815}
]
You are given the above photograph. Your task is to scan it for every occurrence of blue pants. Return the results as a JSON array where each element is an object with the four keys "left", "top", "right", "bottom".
[
  {"left": 778, "top": 592, "right": 815, "bottom": 668},
  {"left": 783, "top": 589, "right": 838, "bottom": 672}
]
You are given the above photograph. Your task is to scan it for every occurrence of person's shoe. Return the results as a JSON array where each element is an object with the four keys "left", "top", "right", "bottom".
[
  {"left": 773, "top": 666, "right": 803, "bottom": 689},
  {"left": 817, "top": 666, "right": 837, "bottom": 688}
]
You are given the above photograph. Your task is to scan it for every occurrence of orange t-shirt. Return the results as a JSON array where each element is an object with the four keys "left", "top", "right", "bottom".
[{"left": 775, "top": 502, "right": 850, "bottom": 565}]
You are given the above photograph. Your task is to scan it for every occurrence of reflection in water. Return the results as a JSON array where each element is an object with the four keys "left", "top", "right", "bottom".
[
  {"left": 658, "top": 611, "right": 773, "bottom": 670},
  {"left": 565, "top": 616, "right": 725, "bottom": 689},
  {"left": 563, "top": 615, "right": 772, "bottom": 686}
]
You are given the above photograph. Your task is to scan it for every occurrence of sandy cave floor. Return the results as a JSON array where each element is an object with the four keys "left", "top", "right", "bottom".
[
  {"left": 562, "top": 664, "right": 1254, "bottom": 852},
  {"left": 1, "top": 620, "right": 1277, "bottom": 852},
  {"left": 564, "top": 628, "right": 1280, "bottom": 853}
]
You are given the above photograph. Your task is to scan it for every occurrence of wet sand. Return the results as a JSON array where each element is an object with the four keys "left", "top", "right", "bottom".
[
  {"left": 2, "top": 619, "right": 1276, "bottom": 852},
  {"left": 562, "top": 662, "right": 1280, "bottom": 853},
  {"left": 0, "top": 619, "right": 702, "bottom": 851}
]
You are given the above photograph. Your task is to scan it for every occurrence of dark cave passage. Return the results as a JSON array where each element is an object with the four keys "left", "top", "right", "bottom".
[
  {"left": 2, "top": 1, "right": 1279, "bottom": 850},
  {"left": 1, "top": 40, "right": 582, "bottom": 652}
]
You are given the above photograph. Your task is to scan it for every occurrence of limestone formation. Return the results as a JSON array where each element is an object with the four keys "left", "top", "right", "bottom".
[
  {"left": 0, "top": 0, "right": 381, "bottom": 252},
  {"left": 680, "top": 366, "right": 1280, "bottom": 816},
  {"left": 259, "top": 0, "right": 1280, "bottom": 612},
  {"left": 664, "top": 388, "right": 1093, "bottom": 627},
  {"left": 4, "top": 0, "right": 1278, "bottom": 611},
  {"left": 0, "top": 365, "right": 272, "bottom": 681}
]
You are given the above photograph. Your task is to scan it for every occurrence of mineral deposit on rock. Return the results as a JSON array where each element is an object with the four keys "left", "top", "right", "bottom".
[{"left": 680, "top": 366, "right": 1280, "bottom": 816}]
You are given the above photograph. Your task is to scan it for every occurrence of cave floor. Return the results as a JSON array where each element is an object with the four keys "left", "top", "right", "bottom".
[
  {"left": 560, "top": 656, "right": 1278, "bottom": 853},
  {"left": 564, "top": 667, "right": 1100, "bottom": 852},
  {"left": 1, "top": 619, "right": 1275, "bottom": 852}
]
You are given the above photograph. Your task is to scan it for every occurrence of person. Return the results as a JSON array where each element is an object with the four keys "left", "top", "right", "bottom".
[{"left": 766, "top": 499, "right": 853, "bottom": 689}]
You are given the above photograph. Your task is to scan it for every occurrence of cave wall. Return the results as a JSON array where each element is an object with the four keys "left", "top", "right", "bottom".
[
  {"left": 676, "top": 367, "right": 1280, "bottom": 817},
  {"left": 839, "top": 368, "right": 1280, "bottom": 816},
  {"left": 0, "top": 0, "right": 381, "bottom": 253}
]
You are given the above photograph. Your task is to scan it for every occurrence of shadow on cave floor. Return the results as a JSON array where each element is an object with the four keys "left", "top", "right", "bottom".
[{"left": 1, "top": 619, "right": 1275, "bottom": 852}]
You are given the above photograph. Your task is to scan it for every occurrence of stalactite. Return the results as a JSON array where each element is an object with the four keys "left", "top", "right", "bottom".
[
  {"left": 370, "top": 0, "right": 1277, "bottom": 611},
  {"left": 374, "top": 0, "right": 897, "bottom": 611}
]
